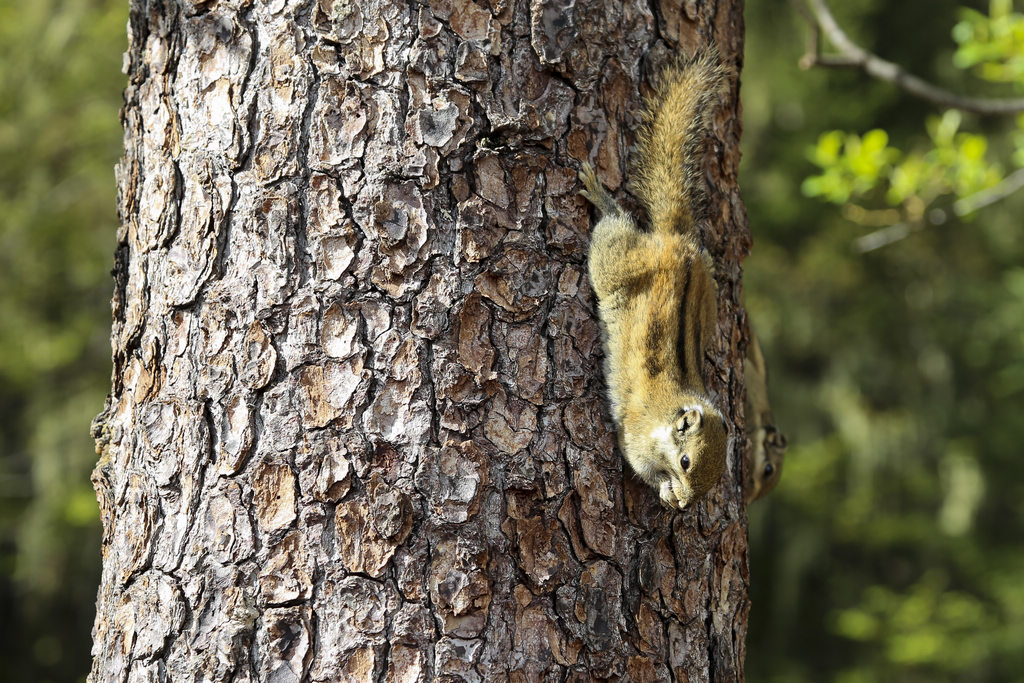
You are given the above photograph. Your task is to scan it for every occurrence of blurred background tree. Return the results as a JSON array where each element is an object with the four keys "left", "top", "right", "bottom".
[
  {"left": 0, "top": 0, "right": 124, "bottom": 680},
  {"left": 2, "top": 0, "right": 1023, "bottom": 681},
  {"left": 743, "top": 0, "right": 1024, "bottom": 681}
]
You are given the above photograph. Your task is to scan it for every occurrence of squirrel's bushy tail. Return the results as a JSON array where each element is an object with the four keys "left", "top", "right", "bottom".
[{"left": 634, "top": 47, "right": 732, "bottom": 235}]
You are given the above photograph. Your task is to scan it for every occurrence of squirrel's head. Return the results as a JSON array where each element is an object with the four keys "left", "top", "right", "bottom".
[
  {"left": 744, "top": 425, "right": 787, "bottom": 504},
  {"left": 652, "top": 401, "right": 728, "bottom": 510}
]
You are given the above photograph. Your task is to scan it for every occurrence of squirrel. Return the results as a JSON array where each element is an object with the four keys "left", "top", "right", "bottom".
[
  {"left": 579, "top": 48, "right": 732, "bottom": 510},
  {"left": 743, "top": 327, "right": 787, "bottom": 503}
]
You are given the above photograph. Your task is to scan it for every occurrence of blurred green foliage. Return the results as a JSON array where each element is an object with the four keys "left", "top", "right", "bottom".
[
  {"left": 954, "top": 0, "right": 1024, "bottom": 84},
  {"left": 0, "top": 0, "right": 124, "bottom": 680},
  {"left": 803, "top": 114, "right": 1004, "bottom": 215},
  {"left": 744, "top": 0, "right": 1024, "bottom": 681},
  {"left": 803, "top": 0, "right": 1023, "bottom": 226}
]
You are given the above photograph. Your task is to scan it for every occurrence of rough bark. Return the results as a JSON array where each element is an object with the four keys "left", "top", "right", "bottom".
[{"left": 91, "top": 0, "right": 750, "bottom": 680}]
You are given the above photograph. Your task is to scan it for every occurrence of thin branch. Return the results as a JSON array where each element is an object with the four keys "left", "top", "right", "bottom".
[
  {"left": 797, "top": 0, "right": 1024, "bottom": 116},
  {"left": 954, "top": 167, "right": 1024, "bottom": 215},
  {"left": 854, "top": 169, "right": 1024, "bottom": 252},
  {"left": 853, "top": 222, "right": 920, "bottom": 253}
]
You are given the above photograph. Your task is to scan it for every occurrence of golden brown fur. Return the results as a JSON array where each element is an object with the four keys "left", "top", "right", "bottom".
[
  {"left": 635, "top": 49, "right": 732, "bottom": 236},
  {"left": 743, "top": 328, "right": 787, "bottom": 503},
  {"left": 579, "top": 48, "right": 732, "bottom": 510}
]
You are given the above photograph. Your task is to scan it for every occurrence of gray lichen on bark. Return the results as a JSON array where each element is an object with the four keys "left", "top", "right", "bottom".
[{"left": 92, "top": 0, "right": 751, "bottom": 680}]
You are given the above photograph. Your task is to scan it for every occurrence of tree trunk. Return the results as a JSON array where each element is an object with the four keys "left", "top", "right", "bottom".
[{"left": 91, "top": 0, "right": 750, "bottom": 680}]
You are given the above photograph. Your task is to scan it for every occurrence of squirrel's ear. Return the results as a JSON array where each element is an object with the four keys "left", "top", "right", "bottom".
[
  {"left": 675, "top": 408, "right": 703, "bottom": 433},
  {"left": 765, "top": 427, "right": 787, "bottom": 450}
]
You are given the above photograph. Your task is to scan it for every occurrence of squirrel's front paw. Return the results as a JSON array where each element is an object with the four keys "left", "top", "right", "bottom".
[{"left": 658, "top": 480, "right": 679, "bottom": 509}]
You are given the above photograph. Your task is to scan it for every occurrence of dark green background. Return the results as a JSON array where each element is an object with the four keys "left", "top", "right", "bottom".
[
  {"left": 744, "top": 1, "right": 1024, "bottom": 681},
  {"left": 1, "top": 0, "right": 1021, "bottom": 680}
]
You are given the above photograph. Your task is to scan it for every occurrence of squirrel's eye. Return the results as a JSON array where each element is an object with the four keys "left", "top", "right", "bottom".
[
  {"left": 681, "top": 454, "right": 691, "bottom": 472},
  {"left": 763, "top": 463, "right": 774, "bottom": 477}
]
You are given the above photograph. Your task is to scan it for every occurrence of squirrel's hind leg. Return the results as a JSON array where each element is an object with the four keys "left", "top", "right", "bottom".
[
  {"left": 579, "top": 163, "right": 623, "bottom": 218},
  {"left": 581, "top": 164, "right": 652, "bottom": 299},
  {"left": 587, "top": 212, "right": 652, "bottom": 300}
]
